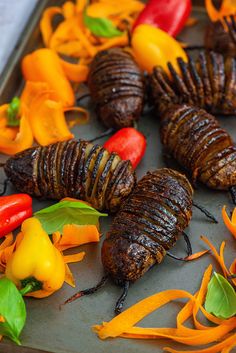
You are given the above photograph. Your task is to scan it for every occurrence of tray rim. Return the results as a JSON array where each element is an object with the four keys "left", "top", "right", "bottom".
[{"left": 0, "top": 1, "right": 210, "bottom": 353}]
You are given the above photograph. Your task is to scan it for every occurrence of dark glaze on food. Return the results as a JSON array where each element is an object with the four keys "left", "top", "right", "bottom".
[
  {"left": 150, "top": 51, "right": 236, "bottom": 115},
  {"left": 4, "top": 140, "right": 136, "bottom": 212},
  {"left": 205, "top": 16, "right": 236, "bottom": 57},
  {"left": 160, "top": 105, "right": 236, "bottom": 190},
  {"left": 88, "top": 48, "right": 145, "bottom": 129},
  {"left": 101, "top": 168, "right": 193, "bottom": 284}
]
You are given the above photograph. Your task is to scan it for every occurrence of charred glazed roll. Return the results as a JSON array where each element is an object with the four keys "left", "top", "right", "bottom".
[
  {"left": 4, "top": 140, "right": 136, "bottom": 212},
  {"left": 102, "top": 168, "right": 193, "bottom": 283},
  {"left": 150, "top": 51, "right": 236, "bottom": 115},
  {"left": 160, "top": 105, "right": 236, "bottom": 190},
  {"left": 205, "top": 15, "right": 236, "bottom": 57},
  {"left": 88, "top": 48, "right": 145, "bottom": 129}
]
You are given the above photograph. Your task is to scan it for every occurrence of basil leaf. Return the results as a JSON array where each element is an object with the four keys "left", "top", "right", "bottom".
[
  {"left": 83, "top": 10, "right": 123, "bottom": 38},
  {"left": 7, "top": 97, "right": 20, "bottom": 127},
  {"left": 0, "top": 277, "right": 26, "bottom": 345},
  {"left": 205, "top": 272, "right": 236, "bottom": 319},
  {"left": 34, "top": 200, "right": 107, "bottom": 234}
]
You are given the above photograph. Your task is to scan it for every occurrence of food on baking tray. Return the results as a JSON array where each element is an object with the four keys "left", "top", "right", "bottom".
[
  {"left": 0, "top": 194, "right": 32, "bottom": 238},
  {"left": 132, "top": 0, "right": 191, "bottom": 36},
  {"left": 102, "top": 169, "right": 193, "bottom": 283},
  {"left": 104, "top": 127, "right": 146, "bottom": 169},
  {"left": 88, "top": 48, "right": 145, "bottom": 129},
  {"left": 4, "top": 139, "right": 136, "bottom": 212},
  {"left": 150, "top": 51, "right": 236, "bottom": 115},
  {"left": 205, "top": 0, "right": 236, "bottom": 56},
  {"left": 160, "top": 105, "right": 236, "bottom": 195},
  {"left": 131, "top": 24, "right": 188, "bottom": 74}
]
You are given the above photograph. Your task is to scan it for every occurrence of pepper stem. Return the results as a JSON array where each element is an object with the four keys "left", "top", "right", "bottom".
[
  {"left": 20, "top": 277, "right": 42, "bottom": 296},
  {"left": 20, "top": 283, "right": 35, "bottom": 296}
]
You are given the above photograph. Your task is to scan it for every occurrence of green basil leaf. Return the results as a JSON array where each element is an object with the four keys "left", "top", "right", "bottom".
[
  {"left": 7, "top": 97, "right": 20, "bottom": 127},
  {"left": 83, "top": 10, "right": 123, "bottom": 38},
  {"left": 205, "top": 272, "right": 236, "bottom": 319},
  {"left": 34, "top": 200, "right": 107, "bottom": 234},
  {"left": 0, "top": 277, "right": 26, "bottom": 344}
]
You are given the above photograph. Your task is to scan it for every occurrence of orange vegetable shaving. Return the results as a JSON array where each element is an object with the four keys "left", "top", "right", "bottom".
[
  {"left": 53, "top": 224, "right": 100, "bottom": 252},
  {"left": 205, "top": 0, "right": 236, "bottom": 22},
  {"left": 201, "top": 235, "right": 230, "bottom": 278},
  {"left": 0, "top": 114, "right": 33, "bottom": 155},
  {"left": 222, "top": 205, "right": 236, "bottom": 239},
  {"left": 59, "top": 58, "right": 89, "bottom": 83},
  {"left": 22, "top": 48, "right": 75, "bottom": 107},
  {"left": 28, "top": 93, "right": 74, "bottom": 146},
  {"left": 94, "top": 265, "right": 236, "bottom": 352},
  {"left": 39, "top": 0, "right": 144, "bottom": 72},
  {"left": 184, "top": 249, "right": 210, "bottom": 261}
]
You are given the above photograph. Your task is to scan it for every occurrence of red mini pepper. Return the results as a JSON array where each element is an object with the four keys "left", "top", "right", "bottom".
[
  {"left": 104, "top": 128, "right": 146, "bottom": 169},
  {"left": 132, "top": 0, "right": 192, "bottom": 37},
  {"left": 0, "top": 194, "right": 33, "bottom": 238}
]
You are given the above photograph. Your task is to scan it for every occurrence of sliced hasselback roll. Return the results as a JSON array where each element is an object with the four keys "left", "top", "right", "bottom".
[
  {"left": 150, "top": 51, "right": 236, "bottom": 115},
  {"left": 4, "top": 139, "right": 136, "bottom": 213},
  {"left": 160, "top": 104, "right": 236, "bottom": 190},
  {"left": 88, "top": 48, "right": 145, "bottom": 129},
  {"left": 102, "top": 168, "right": 193, "bottom": 283}
]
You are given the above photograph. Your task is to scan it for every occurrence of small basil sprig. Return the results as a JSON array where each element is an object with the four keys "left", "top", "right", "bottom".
[
  {"left": 0, "top": 277, "right": 26, "bottom": 345},
  {"left": 7, "top": 97, "right": 20, "bottom": 127},
  {"left": 205, "top": 272, "right": 236, "bottom": 319},
  {"left": 83, "top": 8, "right": 123, "bottom": 38},
  {"left": 34, "top": 200, "right": 107, "bottom": 234}
]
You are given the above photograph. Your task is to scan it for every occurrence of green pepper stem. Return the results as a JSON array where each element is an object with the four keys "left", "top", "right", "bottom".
[
  {"left": 19, "top": 283, "right": 35, "bottom": 296},
  {"left": 19, "top": 277, "right": 42, "bottom": 296}
]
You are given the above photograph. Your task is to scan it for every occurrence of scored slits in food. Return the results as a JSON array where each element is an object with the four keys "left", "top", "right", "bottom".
[
  {"left": 88, "top": 48, "right": 145, "bottom": 129},
  {"left": 205, "top": 15, "right": 236, "bottom": 57},
  {"left": 4, "top": 140, "right": 136, "bottom": 212},
  {"left": 160, "top": 104, "right": 236, "bottom": 190},
  {"left": 102, "top": 168, "right": 193, "bottom": 284},
  {"left": 150, "top": 51, "right": 236, "bottom": 115}
]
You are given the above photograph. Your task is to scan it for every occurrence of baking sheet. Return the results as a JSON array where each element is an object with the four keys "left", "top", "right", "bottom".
[{"left": 0, "top": 2, "right": 235, "bottom": 353}]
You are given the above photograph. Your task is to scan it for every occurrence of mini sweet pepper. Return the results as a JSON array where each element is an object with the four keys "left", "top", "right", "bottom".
[
  {"left": 5, "top": 217, "right": 65, "bottom": 298},
  {"left": 131, "top": 24, "right": 188, "bottom": 74},
  {"left": 0, "top": 194, "right": 32, "bottom": 238},
  {"left": 104, "top": 127, "right": 146, "bottom": 169}
]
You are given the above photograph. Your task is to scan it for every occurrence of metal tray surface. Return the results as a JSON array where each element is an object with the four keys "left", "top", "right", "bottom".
[{"left": 0, "top": 2, "right": 235, "bottom": 353}]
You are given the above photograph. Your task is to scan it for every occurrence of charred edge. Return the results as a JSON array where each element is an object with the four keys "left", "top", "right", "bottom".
[
  {"left": 63, "top": 275, "right": 109, "bottom": 305},
  {"left": 183, "top": 231, "right": 192, "bottom": 256},
  {"left": 230, "top": 186, "right": 236, "bottom": 205},
  {"left": 0, "top": 179, "right": 9, "bottom": 196},
  {"left": 89, "top": 128, "right": 115, "bottom": 143},
  {"left": 192, "top": 202, "right": 218, "bottom": 223},
  {"left": 166, "top": 252, "right": 189, "bottom": 262},
  {"left": 114, "top": 281, "right": 130, "bottom": 315}
]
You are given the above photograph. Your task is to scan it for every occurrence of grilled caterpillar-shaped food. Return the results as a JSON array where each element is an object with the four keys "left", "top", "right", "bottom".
[
  {"left": 102, "top": 168, "right": 193, "bottom": 284},
  {"left": 205, "top": 15, "right": 236, "bottom": 57},
  {"left": 150, "top": 51, "right": 236, "bottom": 115},
  {"left": 160, "top": 105, "right": 236, "bottom": 190},
  {"left": 4, "top": 140, "right": 136, "bottom": 212},
  {"left": 88, "top": 48, "right": 145, "bottom": 129}
]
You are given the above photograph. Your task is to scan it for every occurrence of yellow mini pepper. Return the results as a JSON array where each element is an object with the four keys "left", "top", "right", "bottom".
[
  {"left": 131, "top": 24, "right": 188, "bottom": 74},
  {"left": 5, "top": 217, "right": 65, "bottom": 298}
]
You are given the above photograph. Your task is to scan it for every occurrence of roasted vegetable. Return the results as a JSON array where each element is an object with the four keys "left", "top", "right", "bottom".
[
  {"left": 0, "top": 194, "right": 32, "bottom": 238},
  {"left": 6, "top": 217, "right": 65, "bottom": 298},
  {"left": 4, "top": 140, "right": 136, "bottom": 213},
  {"left": 205, "top": 17, "right": 236, "bottom": 57},
  {"left": 88, "top": 48, "right": 145, "bottom": 129},
  {"left": 150, "top": 51, "right": 236, "bottom": 115},
  {"left": 160, "top": 104, "right": 236, "bottom": 190},
  {"left": 102, "top": 168, "right": 193, "bottom": 284}
]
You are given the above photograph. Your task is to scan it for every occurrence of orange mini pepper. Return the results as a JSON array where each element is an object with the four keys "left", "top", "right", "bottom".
[
  {"left": 21, "top": 48, "right": 75, "bottom": 107},
  {"left": 131, "top": 24, "right": 188, "bottom": 74}
]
